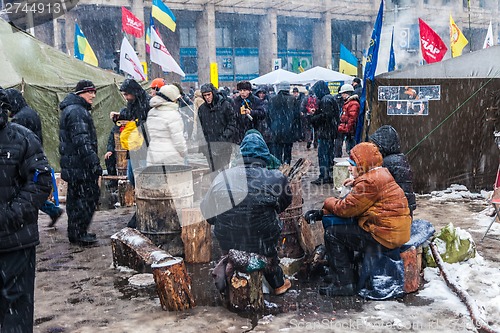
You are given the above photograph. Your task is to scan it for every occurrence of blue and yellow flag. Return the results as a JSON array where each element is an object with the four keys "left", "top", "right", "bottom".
[
  {"left": 339, "top": 44, "right": 358, "bottom": 76},
  {"left": 74, "top": 23, "right": 98, "bottom": 66},
  {"left": 152, "top": 0, "right": 176, "bottom": 32}
]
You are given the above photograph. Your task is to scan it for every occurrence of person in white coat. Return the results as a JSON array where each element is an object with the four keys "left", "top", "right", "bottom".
[{"left": 146, "top": 84, "right": 187, "bottom": 166}]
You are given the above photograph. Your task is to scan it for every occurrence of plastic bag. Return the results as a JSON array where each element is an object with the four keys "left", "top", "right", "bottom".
[
  {"left": 424, "top": 222, "right": 476, "bottom": 267},
  {"left": 120, "top": 119, "right": 144, "bottom": 151}
]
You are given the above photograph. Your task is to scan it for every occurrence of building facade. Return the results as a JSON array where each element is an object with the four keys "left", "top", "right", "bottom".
[{"left": 13, "top": 0, "right": 500, "bottom": 86}]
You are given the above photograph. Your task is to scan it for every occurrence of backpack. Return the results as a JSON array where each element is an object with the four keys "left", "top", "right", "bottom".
[{"left": 305, "top": 95, "right": 318, "bottom": 114}]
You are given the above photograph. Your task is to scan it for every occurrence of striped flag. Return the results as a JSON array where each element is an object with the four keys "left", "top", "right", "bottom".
[
  {"left": 152, "top": 0, "right": 176, "bottom": 32},
  {"left": 339, "top": 44, "right": 358, "bottom": 76},
  {"left": 74, "top": 23, "right": 98, "bottom": 66}
]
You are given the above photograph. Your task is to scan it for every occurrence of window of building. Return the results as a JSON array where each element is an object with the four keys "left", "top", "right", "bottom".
[
  {"left": 216, "top": 27, "right": 232, "bottom": 47},
  {"left": 179, "top": 27, "right": 196, "bottom": 47}
]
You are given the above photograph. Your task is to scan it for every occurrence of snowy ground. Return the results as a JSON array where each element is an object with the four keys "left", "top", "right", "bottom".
[{"left": 32, "top": 145, "right": 500, "bottom": 333}]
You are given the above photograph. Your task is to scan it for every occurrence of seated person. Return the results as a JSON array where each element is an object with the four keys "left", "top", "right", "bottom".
[
  {"left": 369, "top": 125, "right": 417, "bottom": 217},
  {"left": 200, "top": 130, "right": 292, "bottom": 295},
  {"left": 305, "top": 142, "right": 411, "bottom": 296}
]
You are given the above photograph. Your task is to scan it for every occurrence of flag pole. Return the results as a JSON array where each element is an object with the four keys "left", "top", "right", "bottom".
[{"left": 468, "top": 0, "right": 472, "bottom": 52}]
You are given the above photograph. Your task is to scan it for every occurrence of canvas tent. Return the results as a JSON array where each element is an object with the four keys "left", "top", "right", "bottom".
[
  {"left": 250, "top": 69, "right": 298, "bottom": 85},
  {"left": 293, "top": 66, "right": 354, "bottom": 85},
  {"left": 368, "top": 46, "right": 500, "bottom": 193},
  {"left": 0, "top": 19, "right": 125, "bottom": 170}
]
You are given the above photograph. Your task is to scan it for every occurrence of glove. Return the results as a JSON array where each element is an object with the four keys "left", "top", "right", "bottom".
[{"left": 304, "top": 210, "right": 323, "bottom": 224}]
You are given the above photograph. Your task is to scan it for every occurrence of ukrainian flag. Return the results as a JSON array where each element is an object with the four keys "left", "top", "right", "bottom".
[
  {"left": 339, "top": 44, "right": 357, "bottom": 76},
  {"left": 74, "top": 23, "right": 98, "bottom": 66},
  {"left": 152, "top": 0, "right": 176, "bottom": 32}
]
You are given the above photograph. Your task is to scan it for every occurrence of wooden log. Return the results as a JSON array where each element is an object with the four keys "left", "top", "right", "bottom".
[
  {"left": 181, "top": 208, "right": 212, "bottom": 263},
  {"left": 401, "top": 245, "right": 423, "bottom": 293},
  {"left": 296, "top": 216, "right": 325, "bottom": 255},
  {"left": 227, "top": 270, "right": 264, "bottom": 312},
  {"left": 110, "top": 227, "right": 173, "bottom": 273},
  {"left": 152, "top": 257, "right": 196, "bottom": 311}
]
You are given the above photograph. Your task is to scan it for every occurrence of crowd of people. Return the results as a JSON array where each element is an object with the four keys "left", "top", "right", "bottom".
[{"left": 0, "top": 75, "right": 417, "bottom": 331}]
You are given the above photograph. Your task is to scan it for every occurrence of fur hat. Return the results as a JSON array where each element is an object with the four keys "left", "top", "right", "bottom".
[
  {"left": 75, "top": 80, "right": 96, "bottom": 95},
  {"left": 236, "top": 81, "right": 252, "bottom": 91}
]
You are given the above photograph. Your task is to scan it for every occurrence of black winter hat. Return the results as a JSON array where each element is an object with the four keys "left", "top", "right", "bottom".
[
  {"left": 200, "top": 83, "right": 216, "bottom": 94},
  {"left": 75, "top": 80, "right": 96, "bottom": 94},
  {"left": 236, "top": 81, "right": 252, "bottom": 91}
]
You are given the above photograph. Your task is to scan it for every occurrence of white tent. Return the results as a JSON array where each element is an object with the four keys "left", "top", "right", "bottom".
[
  {"left": 250, "top": 68, "right": 298, "bottom": 85},
  {"left": 293, "top": 66, "right": 354, "bottom": 85}
]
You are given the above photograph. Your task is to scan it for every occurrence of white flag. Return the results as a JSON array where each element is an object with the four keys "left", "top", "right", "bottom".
[
  {"left": 483, "top": 21, "right": 494, "bottom": 49},
  {"left": 119, "top": 37, "right": 146, "bottom": 81},
  {"left": 150, "top": 28, "right": 185, "bottom": 77}
]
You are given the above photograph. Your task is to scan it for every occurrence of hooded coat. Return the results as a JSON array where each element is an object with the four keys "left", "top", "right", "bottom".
[
  {"left": 145, "top": 95, "right": 186, "bottom": 165},
  {"left": 59, "top": 93, "right": 101, "bottom": 182},
  {"left": 322, "top": 142, "right": 411, "bottom": 249},
  {"left": 309, "top": 80, "right": 340, "bottom": 140},
  {"left": 197, "top": 84, "right": 237, "bottom": 144},
  {"left": 369, "top": 125, "right": 417, "bottom": 214},
  {"left": 268, "top": 90, "right": 300, "bottom": 143},
  {"left": 200, "top": 132, "right": 292, "bottom": 255},
  {"left": 119, "top": 79, "right": 151, "bottom": 124},
  {"left": 4, "top": 89, "right": 43, "bottom": 144}
]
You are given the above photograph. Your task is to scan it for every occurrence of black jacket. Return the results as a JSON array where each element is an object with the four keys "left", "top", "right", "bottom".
[
  {"left": 5, "top": 89, "right": 43, "bottom": 145},
  {"left": 200, "top": 132, "right": 292, "bottom": 255},
  {"left": 268, "top": 91, "right": 301, "bottom": 143},
  {"left": 119, "top": 79, "right": 151, "bottom": 124},
  {"left": 198, "top": 88, "right": 237, "bottom": 144},
  {"left": 369, "top": 125, "right": 417, "bottom": 213},
  {"left": 59, "top": 93, "right": 101, "bottom": 182},
  {"left": 0, "top": 122, "right": 52, "bottom": 252},
  {"left": 233, "top": 94, "right": 266, "bottom": 144},
  {"left": 309, "top": 80, "right": 340, "bottom": 140}
]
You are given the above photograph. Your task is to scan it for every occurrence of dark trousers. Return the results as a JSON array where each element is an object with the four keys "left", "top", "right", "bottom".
[
  {"left": 317, "top": 139, "right": 335, "bottom": 180},
  {"left": 0, "top": 247, "right": 36, "bottom": 333},
  {"left": 270, "top": 143, "right": 293, "bottom": 165},
  {"left": 66, "top": 179, "right": 100, "bottom": 238},
  {"left": 324, "top": 224, "right": 387, "bottom": 285},
  {"left": 334, "top": 133, "right": 356, "bottom": 158}
]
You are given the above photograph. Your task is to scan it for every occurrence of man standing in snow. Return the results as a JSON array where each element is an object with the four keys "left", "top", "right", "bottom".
[{"left": 59, "top": 80, "right": 102, "bottom": 245}]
